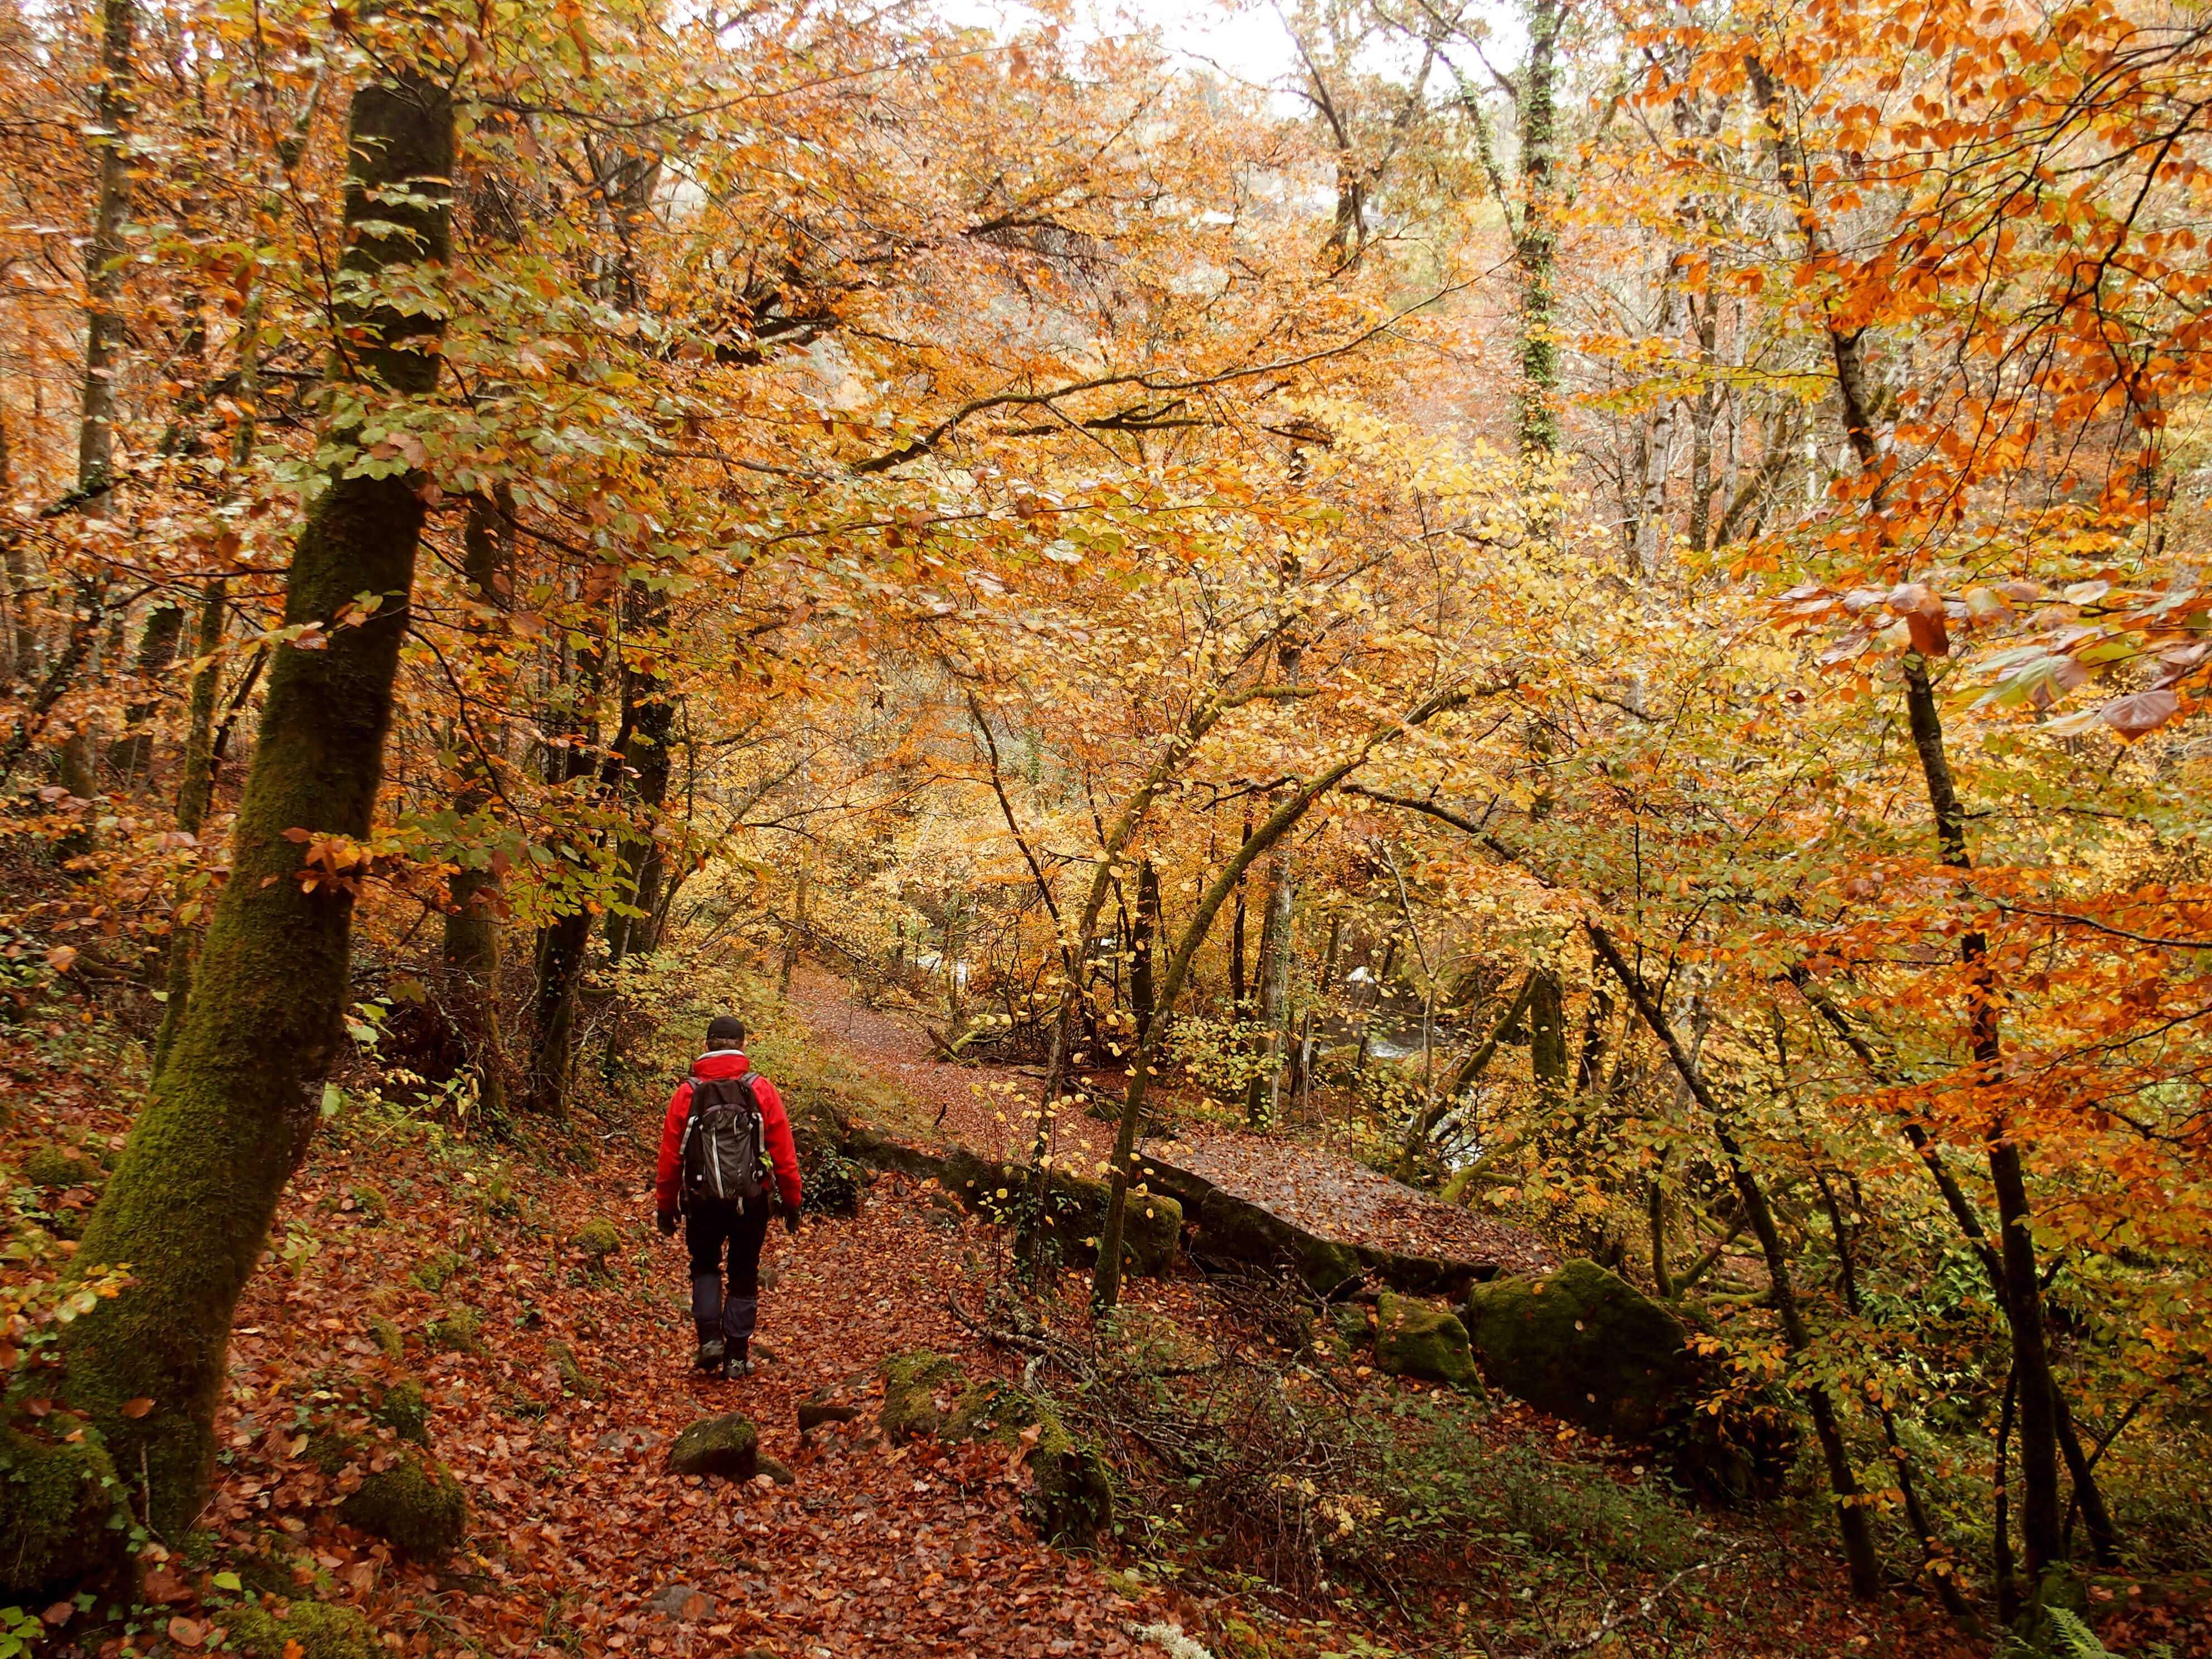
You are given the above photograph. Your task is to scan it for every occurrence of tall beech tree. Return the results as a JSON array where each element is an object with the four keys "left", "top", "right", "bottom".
[{"left": 64, "top": 59, "right": 455, "bottom": 1533}]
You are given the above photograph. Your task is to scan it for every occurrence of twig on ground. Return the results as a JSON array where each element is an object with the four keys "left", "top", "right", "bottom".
[{"left": 1520, "top": 1544, "right": 1736, "bottom": 1657}]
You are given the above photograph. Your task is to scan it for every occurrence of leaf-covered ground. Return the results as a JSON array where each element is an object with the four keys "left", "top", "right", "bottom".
[
  {"left": 7, "top": 1016, "right": 1219, "bottom": 1657},
  {"left": 12, "top": 1005, "right": 2202, "bottom": 1659}
]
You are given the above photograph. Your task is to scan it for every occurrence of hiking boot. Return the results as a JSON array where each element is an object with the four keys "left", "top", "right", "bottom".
[
  {"left": 722, "top": 1351, "right": 755, "bottom": 1380},
  {"left": 693, "top": 1338, "right": 726, "bottom": 1372}
]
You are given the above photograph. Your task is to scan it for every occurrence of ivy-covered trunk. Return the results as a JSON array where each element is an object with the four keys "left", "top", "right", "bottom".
[{"left": 64, "top": 67, "right": 453, "bottom": 1539}]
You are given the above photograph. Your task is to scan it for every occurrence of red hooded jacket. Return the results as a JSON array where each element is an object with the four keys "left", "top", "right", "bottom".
[{"left": 656, "top": 1050, "right": 802, "bottom": 1217}]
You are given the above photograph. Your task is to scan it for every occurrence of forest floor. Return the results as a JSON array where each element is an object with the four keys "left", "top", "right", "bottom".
[{"left": 18, "top": 975, "right": 2191, "bottom": 1659}]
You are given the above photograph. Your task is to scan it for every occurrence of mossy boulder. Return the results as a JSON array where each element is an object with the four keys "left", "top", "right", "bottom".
[
  {"left": 230, "top": 1600, "right": 380, "bottom": 1659},
  {"left": 372, "top": 1379, "right": 430, "bottom": 1445},
  {"left": 549, "top": 1339, "right": 598, "bottom": 1399},
  {"left": 1033, "top": 1172, "right": 1181, "bottom": 1278},
  {"left": 1374, "top": 1292, "right": 1481, "bottom": 1391},
  {"left": 0, "top": 1429, "right": 124, "bottom": 1600},
  {"left": 21, "top": 1143, "right": 99, "bottom": 1191},
  {"left": 575, "top": 1218, "right": 621, "bottom": 1270},
  {"left": 1193, "top": 1190, "right": 1361, "bottom": 1296},
  {"left": 347, "top": 1184, "right": 388, "bottom": 1225},
  {"left": 941, "top": 1382, "right": 1113, "bottom": 1548},
  {"left": 786, "top": 1092, "right": 852, "bottom": 1172},
  {"left": 338, "top": 1445, "right": 467, "bottom": 1555},
  {"left": 667, "top": 1413, "right": 759, "bottom": 1479},
  {"left": 878, "top": 1351, "right": 968, "bottom": 1441},
  {"left": 426, "top": 1306, "right": 483, "bottom": 1355},
  {"left": 409, "top": 1251, "right": 462, "bottom": 1293},
  {"left": 1462, "top": 1259, "right": 1692, "bottom": 1440}
]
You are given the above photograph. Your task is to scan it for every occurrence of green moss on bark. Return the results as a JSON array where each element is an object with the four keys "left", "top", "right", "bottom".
[{"left": 58, "top": 69, "right": 456, "bottom": 1539}]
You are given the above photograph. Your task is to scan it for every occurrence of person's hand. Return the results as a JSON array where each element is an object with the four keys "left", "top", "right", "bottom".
[
  {"left": 783, "top": 1211, "right": 802, "bottom": 1235},
  {"left": 657, "top": 1210, "right": 677, "bottom": 1238}
]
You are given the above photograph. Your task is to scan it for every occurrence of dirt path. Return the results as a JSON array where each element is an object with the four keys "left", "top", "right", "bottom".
[
  {"left": 195, "top": 1119, "right": 1191, "bottom": 1658},
  {"left": 785, "top": 965, "right": 1555, "bottom": 1277},
  {"left": 12, "top": 1010, "right": 1962, "bottom": 1659}
]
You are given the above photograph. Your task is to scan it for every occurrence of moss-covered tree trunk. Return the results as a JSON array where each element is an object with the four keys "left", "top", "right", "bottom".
[
  {"left": 64, "top": 67, "right": 453, "bottom": 1539},
  {"left": 1129, "top": 856, "right": 1158, "bottom": 1044},
  {"left": 1515, "top": 0, "right": 1561, "bottom": 458},
  {"left": 604, "top": 586, "right": 674, "bottom": 965},
  {"left": 526, "top": 596, "right": 609, "bottom": 1118},
  {"left": 76, "top": 0, "right": 135, "bottom": 498},
  {"left": 1240, "top": 852, "right": 1291, "bottom": 1126},
  {"left": 150, "top": 576, "right": 227, "bottom": 1074},
  {"left": 441, "top": 496, "right": 512, "bottom": 1118},
  {"left": 109, "top": 599, "right": 184, "bottom": 784},
  {"left": 1528, "top": 966, "right": 1569, "bottom": 1106}
]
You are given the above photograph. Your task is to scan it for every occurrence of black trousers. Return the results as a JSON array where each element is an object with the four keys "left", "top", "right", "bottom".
[{"left": 686, "top": 1199, "right": 770, "bottom": 1350}]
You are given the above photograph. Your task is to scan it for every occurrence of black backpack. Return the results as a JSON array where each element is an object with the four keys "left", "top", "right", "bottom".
[{"left": 680, "top": 1072, "right": 768, "bottom": 1210}]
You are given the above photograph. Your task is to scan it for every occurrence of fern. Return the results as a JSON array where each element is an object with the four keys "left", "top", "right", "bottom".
[{"left": 2043, "top": 1608, "right": 2114, "bottom": 1658}]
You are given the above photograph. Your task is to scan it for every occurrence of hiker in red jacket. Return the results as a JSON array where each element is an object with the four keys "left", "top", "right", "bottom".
[{"left": 656, "top": 1014, "right": 802, "bottom": 1378}]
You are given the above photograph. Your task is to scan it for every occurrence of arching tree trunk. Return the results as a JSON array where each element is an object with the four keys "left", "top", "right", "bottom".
[{"left": 64, "top": 66, "right": 453, "bottom": 1539}]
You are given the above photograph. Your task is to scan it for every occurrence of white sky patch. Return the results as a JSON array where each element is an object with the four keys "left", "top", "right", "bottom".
[{"left": 932, "top": 0, "right": 1303, "bottom": 91}]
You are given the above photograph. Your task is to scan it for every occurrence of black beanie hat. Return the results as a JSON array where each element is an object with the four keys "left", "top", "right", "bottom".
[{"left": 706, "top": 1014, "right": 745, "bottom": 1045}]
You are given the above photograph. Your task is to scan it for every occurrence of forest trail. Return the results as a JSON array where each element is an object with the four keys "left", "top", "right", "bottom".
[
  {"left": 22, "top": 1042, "right": 1203, "bottom": 1657},
  {"left": 14, "top": 997, "right": 1975, "bottom": 1659},
  {"left": 785, "top": 966, "right": 1555, "bottom": 1275}
]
